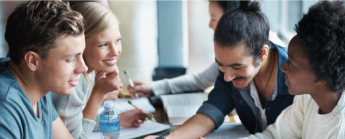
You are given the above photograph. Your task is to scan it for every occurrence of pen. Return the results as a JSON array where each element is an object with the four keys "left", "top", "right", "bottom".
[
  {"left": 124, "top": 70, "right": 139, "bottom": 98},
  {"left": 128, "top": 100, "right": 156, "bottom": 122}
]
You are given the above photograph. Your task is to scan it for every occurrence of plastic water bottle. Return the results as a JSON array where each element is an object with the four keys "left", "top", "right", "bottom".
[{"left": 99, "top": 101, "right": 120, "bottom": 139}]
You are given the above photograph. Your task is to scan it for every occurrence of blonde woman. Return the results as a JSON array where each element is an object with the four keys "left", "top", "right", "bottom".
[{"left": 51, "top": 2, "right": 151, "bottom": 139}]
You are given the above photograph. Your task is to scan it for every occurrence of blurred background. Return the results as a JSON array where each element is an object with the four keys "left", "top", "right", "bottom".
[{"left": 0, "top": 0, "right": 321, "bottom": 86}]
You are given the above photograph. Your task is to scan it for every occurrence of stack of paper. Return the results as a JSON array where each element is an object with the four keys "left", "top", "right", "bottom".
[
  {"left": 160, "top": 92, "right": 208, "bottom": 125},
  {"left": 90, "top": 121, "right": 170, "bottom": 139}
]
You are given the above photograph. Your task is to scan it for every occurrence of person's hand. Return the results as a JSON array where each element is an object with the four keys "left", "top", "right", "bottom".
[
  {"left": 127, "top": 81, "right": 153, "bottom": 97},
  {"left": 102, "top": 83, "right": 123, "bottom": 101},
  {"left": 119, "top": 109, "right": 154, "bottom": 127},
  {"left": 93, "top": 66, "right": 122, "bottom": 94},
  {"left": 199, "top": 137, "right": 206, "bottom": 139},
  {"left": 103, "top": 90, "right": 120, "bottom": 101}
]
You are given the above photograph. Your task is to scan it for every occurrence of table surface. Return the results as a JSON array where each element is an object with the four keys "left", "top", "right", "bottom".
[
  {"left": 151, "top": 104, "right": 237, "bottom": 128},
  {"left": 119, "top": 89, "right": 237, "bottom": 126}
]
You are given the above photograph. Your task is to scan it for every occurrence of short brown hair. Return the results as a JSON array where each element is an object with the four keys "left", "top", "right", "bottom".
[{"left": 5, "top": 1, "right": 84, "bottom": 64}]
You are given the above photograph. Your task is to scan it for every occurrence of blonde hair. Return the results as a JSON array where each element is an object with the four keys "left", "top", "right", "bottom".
[
  {"left": 72, "top": 2, "right": 119, "bottom": 82},
  {"left": 72, "top": 2, "right": 119, "bottom": 39}
]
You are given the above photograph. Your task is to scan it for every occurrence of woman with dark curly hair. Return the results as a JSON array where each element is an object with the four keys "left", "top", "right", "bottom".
[{"left": 242, "top": 1, "right": 345, "bottom": 139}]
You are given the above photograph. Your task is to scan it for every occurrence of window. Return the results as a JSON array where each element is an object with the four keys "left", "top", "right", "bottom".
[{"left": 261, "top": 0, "right": 319, "bottom": 45}]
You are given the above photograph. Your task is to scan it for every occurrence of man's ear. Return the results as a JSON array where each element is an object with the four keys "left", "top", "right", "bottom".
[
  {"left": 259, "top": 44, "right": 270, "bottom": 62},
  {"left": 24, "top": 51, "right": 40, "bottom": 71}
]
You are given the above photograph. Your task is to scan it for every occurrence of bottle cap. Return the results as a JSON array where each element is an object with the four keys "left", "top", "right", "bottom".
[{"left": 104, "top": 101, "right": 114, "bottom": 109}]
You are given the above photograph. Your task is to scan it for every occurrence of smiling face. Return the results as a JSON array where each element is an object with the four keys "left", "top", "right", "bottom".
[
  {"left": 215, "top": 42, "right": 260, "bottom": 90},
  {"left": 281, "top": 36, "right": 317, "bottom": 95},
  {"left": 36, "top": 34, "right": 88, "bottom": 95},
  {"left": 208, "top": 1, "right": 224, "bottom": 31},
  {"left": 84, "top": 24, "right": 122, "bottom": 73}
]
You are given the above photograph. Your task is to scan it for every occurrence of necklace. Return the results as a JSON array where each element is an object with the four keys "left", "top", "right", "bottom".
[{"left": 263, "top": 50, "right": 275, "bottom": 96}]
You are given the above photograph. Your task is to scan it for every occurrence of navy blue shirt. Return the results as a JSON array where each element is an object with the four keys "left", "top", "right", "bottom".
[
  {"left": 0, "top": 58, "right": 59, "bottom": 139},
  {"left": 197, "top": 43, "right": 294, "bottom": 134}
]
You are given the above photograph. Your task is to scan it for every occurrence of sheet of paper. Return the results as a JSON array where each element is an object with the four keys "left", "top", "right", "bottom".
[
  {"left": 90, "top": 120, "right": 170, "bottom": 139},
  {"left": 166, "top": 105, "right": 231, "bottom": 125},
  {"left": 160, "top": 92, "right": 208, "bottom": 110},
  {"left": 166, "top": 105, "right": 200, "bottom": 117},
  {"left": 160, "top": 93, "right": 209, "bottom": 125},
  {"left": 97, "top": 97, "right": 156, "bottom": 114},
  {"left": 164, "top": 105, "right": 201, "bottom": 125},
  {"left": 204, "top": 123, "right": 250, "bottom": 139}
]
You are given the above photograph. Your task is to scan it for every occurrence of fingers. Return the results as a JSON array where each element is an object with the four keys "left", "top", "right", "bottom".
[
  {"left": 133, "top": 81, "right": 143, "bottom": 86},
  {"left": 148, "top": 113, "right": 154, "bottom": 117},
  {"left": 94, "top": 69, "right": 122, "bottom": 94},
  {"left": 133, "top": 122, "right": 140, "bottom": 127},
  {"left": 117, "top": 87, "right": 123, "bottom": 93},
  {"left": 105, "top": 70, "right": 121, "bottom": 90},
  {"left": 137, "top": 92, "right": 146, "bottom": 97},
  {"left": 132, "top": 119, "right": 145, "bottom": 127},
  {"left": 137, "top": 110, "right": 154, "bottom": 121},
  {"left": 105, "top": 70, "right": 119, "bottom": 79},
  {"left": 95, "top": 71, "right": 104, "bottom": 81},
  {"left": 128, "top": 85, "right": 144, "bottom": 97},
  {"left": 118, "top": 83, "right": 124, "bottom": 92},
  {"left": 127, "top": 85, "right": 136, "bottom": 95}
]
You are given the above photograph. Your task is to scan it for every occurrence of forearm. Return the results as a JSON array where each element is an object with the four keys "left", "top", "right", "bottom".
[
  {"left": 152, "top": 75, "right": 208, "bottom": 96},
  {"left": 53, "top": 117, "right": 74, "bottom": 139},
  {"left": 152, "top": 63, "right": 218, "bottom": 96},
  {"left": 83, "top": 88, "right": 105, "bottom": 120},
  {"left": 168, "top": 113, "right": 215, "bottom": 139}
]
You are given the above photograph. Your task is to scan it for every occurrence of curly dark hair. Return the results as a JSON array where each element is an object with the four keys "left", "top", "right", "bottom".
[
  {"left": 214, "top": 1, "right": 270, "bottom": 66},
  {"left": 295, "top": 1, "right": 345, "bottom": 92},
  {"left": 5, "top": 1, "right": 84, "bottom": 64}
]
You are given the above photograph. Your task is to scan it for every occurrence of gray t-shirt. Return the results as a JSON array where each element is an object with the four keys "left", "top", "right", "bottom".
[{"left": 0, "top": 58, "right": 59, "bottom": 139}]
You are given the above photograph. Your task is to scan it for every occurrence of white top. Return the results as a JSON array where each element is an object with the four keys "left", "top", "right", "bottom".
[
  {"left": 151, "top": 31, "right": 285, "bottom": 96},
  {"left": 241, "top": 91, "right": 345, "bottom": 139}
]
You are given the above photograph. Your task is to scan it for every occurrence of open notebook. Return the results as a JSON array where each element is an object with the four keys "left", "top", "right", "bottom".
[{"left": 90, "top": 120, "right": 170, "bottom": 139}]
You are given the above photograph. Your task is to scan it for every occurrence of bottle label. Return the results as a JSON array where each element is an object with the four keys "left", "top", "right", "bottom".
[
  {"left": 99, "top": 121, "right": 120, "bottom": 133},
  {"left": 99, "top": 114, "right": 120, "bottom": 134}
]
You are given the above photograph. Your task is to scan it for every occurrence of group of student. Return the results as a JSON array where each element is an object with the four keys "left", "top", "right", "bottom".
[{"left": 0, "top": 1, "right": 344, "bottom": 139}]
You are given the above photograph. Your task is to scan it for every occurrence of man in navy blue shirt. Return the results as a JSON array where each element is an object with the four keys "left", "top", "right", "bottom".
[{"left": 145, "top": 1, "right": 294, "bottom": 139}]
